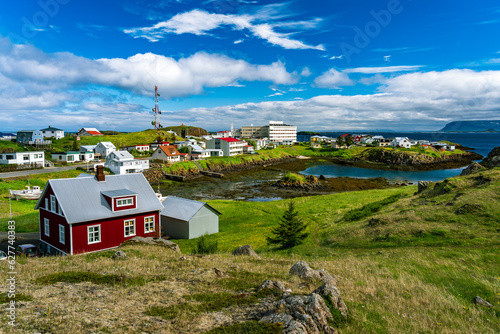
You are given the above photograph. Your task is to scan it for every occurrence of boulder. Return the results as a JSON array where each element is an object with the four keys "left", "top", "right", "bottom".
[
  {"left": 460, "top": 161, "right": 487, "bottom": 176},
  {"left": 232, "top": 245, "right": 260, "bottom": 258},
  {"left": 417, "top": 181, "right": 429, "bottom": 193},
  {"left": 312, "top": 282, "right": 348, "bottom": 318},
  {"left": 481, "top": 146, "right": 500, "bottom": 169},
  {"left": 112, "top": 250, "right": 128, "bottom": 260},
  {"left": 260, "top": 293, "right": 337, "bottom": 334},
  {"left": 289, "top": 261, "right": 321, "bottom": 280},
  {"left": 257, "top": 280, "right": 287, "bottom": 293},
  {"left": 473, "top": 296, "right": 492, "bottom": 307}
]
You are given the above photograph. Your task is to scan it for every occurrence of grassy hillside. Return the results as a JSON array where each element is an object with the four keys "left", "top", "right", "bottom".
[{"left": 1, "top": 169, "right": 498, "bottom": 333}]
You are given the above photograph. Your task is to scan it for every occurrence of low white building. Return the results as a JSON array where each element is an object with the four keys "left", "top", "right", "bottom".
[
  {"left": 52, "top": 151, "right": 81, "bottom": 163},
  {"left": 121, "top": 144, "right": 151, "bottom": 152},
  {"left": 204, "top": 149, "right": 224, "bottom": 157},
  {"left": 0, "top": 151, "right": 45, "bottom": 166},
  {"left": 151, "top": 145, "right": 182, "bottom": 163},
  {"left": 80, "top": 145, "right": 97, "bottom": 153},
  {"left": 40, "top": 126, "right": 64, "bottom": 139},
  {"left": 206, "top": 137, "right": 244, "bottom": 156},
  {"left": 95, "top": 142, "right": 116, "bottom": 158},
  {"left": 105, "top": 151, "right": 149, "bottom": 174}
]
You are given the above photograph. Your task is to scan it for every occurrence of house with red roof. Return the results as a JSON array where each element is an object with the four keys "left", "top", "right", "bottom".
[
  {"left": 77, "top": 128, "right": 103, "bottom": 136},
  {"left": 206, "top": 137, "right": 244, "bottom": 156},
  {"left": 151, "top": 145, "right": 182, "bottom": 162},
  {"left": 35, "top": 166, "right": 164, "bottom": 255}
]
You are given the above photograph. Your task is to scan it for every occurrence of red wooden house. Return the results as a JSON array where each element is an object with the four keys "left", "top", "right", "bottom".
[{"left": 35, "top": 166, "right": 164, "bottom": 255}]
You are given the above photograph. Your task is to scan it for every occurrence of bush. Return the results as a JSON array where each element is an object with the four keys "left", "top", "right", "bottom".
[{"left": 193, "top": 234, "right": 218, "bottom": 254}]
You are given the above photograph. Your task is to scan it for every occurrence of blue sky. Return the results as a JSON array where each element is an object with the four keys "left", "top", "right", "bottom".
[{"left": 0, "top": 0, "right": 499, "bottom": 132}]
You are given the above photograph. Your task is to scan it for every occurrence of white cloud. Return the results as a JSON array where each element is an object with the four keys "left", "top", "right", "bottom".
[
  {"left": 124, "top": 8, "right": 324, "bottom": 50},
  {"left": 343, "top": 65, "right": 423, "bottom": 74},
  {"left": 314, "top": 69, "right": 354, "bottom": 88}
]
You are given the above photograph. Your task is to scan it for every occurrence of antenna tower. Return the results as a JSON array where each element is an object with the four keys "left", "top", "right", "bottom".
[{"left": 152, "top": 85, "right": 161, "bottom": 131}]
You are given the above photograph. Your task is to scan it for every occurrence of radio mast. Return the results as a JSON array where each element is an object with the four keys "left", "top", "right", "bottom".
[{"left": 152, "top": 85, "right": 161, "bottom": 131}]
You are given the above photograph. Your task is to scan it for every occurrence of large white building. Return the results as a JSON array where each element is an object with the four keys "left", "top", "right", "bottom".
[
  {"left": 105, "top": 151, "right": 149, "bottom": 174},
  {"left": 238, "top": 121, "right": 297, "bottom": 143},
  {"left": 0, "top": 151, "right": 45, "bottom": 166},
  {"left": 40, "top": 126, "right": 64, "bottom": 139},
  {"left": 206, "top": 137, "right": 244, "bottom": 156}
]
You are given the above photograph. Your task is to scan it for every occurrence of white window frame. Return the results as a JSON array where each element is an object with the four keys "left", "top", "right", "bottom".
[
  {"left": 45, "top": 198, "right": 49, "bottom": 210},
  {"left": 59, "top": 225, "right": 65, "bottom": 244},
  {"left": 144, "top": 216, "right": 155, "bottom": 233},
  {"left": 116, "top": 197, "right": 134, "bottom": 207},
  {"left": 44, "top": 218, "right": 50, "bottom": 236},
  {"left": 124, "top": 219, "right": 136, "bottom": 237},
  {"left": 88, "top": 225, "right": 101, "bottom": 244},
  {"left": 50, "top": 195, "right": 56, "bottom": 213}
]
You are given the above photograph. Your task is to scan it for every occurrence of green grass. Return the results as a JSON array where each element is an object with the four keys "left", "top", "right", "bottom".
[
  {"left": 0, "top": 293, "right": 33, "bottom": 304},
  {"left": 35, "top": 271, "right": 166, "bottom": 286},
  {"left": 204, "top": 321, "right": 283, "bottom": 334}
]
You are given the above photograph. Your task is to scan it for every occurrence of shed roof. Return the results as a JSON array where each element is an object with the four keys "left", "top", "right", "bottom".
[
  {"left": 160, "top": 196, "right": 221, "bottom": 222},
  {"left": 35, "top": 173, "right": 163, "bottom": 224}
]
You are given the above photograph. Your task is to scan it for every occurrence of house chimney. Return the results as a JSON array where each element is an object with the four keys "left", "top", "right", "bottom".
[{"left": 96, "top": 165, "right": 105, "bottom": 182}]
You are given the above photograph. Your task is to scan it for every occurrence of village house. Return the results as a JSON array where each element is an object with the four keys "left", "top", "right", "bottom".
[
  {"left": 0, "top": 151, "right": 45, "bottom": 166},
  {"left": 149, "top": 142, "right": 170, "bottom": 151},
  {"left": 206, "top": 137, "right": 244, "bottom": 156},
  {"left": 160, "top": 196, "right": 221, "bottom": 239},
  {"left": 376, "top": 138, "right": 392, "bottom": 147},
  {"left": 121, "top": 144, "right": 151, "bottom": 152},
  {"left": 0, "top": 132, "right": 16, "bottom": 141},
  {"left": 77, "top": 128, "right": 103, "bottom": 136},
  {"left": 40, "top": 126, "right": 64, "bottom": 139},
  {"left": 95, "top": 142, "right": 116, "bottom": 158},
  {"left": 243, "top": 145, "right": 255, "bottom": 154},
  {"left": 35, "top": 167, "right": 164, "bottom": 255},
  {"left": 16, "top": 130, "right": 46, "bottom": 145},
  {"left": 52, "top": 151, "right": 81, "bottom": 163},
  {"left": 80, "top": 145, "right": 97, "bottom": 153},
  {"left": 216, "top": 130, "right": 231, "bottom": 138},
  {"left": 391, "top": 137, "right": 412, "bottom": 149},
  {"left": 105, "top": 151, "right": 149, "bottom": 174},
  {"left": 151, "top": 145, "right": 182, "bottom": 163},
  {"left": 311, "top": 142, "right": 322, "bottom": 149}
]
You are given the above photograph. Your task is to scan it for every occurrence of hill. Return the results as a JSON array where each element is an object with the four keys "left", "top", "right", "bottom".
[
  {"left": 2, "top": 169, "right": 499, "bottom": 333},
  {"left": 163, "top": 125, "right": 208, "bottom": 137},
  {"left": 440, "top": 120, "right": 500, "bottom": 132}
]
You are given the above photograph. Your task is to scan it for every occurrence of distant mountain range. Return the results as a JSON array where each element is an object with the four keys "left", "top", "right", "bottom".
[{"left": 440, "top": 120, "right": 500, "bottom": 132}]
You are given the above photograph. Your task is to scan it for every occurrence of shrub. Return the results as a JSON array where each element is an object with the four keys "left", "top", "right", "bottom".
[{"left": 193, "top": 234, "right": 218, "bottom": 254}]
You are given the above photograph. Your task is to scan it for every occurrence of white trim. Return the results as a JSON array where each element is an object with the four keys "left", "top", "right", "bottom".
[
  {"left": 45, "top": 198, "right": 48, "bottom": 210},
  {"left": 70, "top": 224, "right": 73, "bottom": 255},
  {"left": 41, "top": 240, "right": 68, "bottom": 256},
  {"left": 59, "top": 224, "right": 65, "bottom": 245},
  {"left": 44, "top": 218, "right": 50, "bottom": 237},
  {"left": 116, "top": 197, "right": 135, "bottom": 207},
  {"left": 124, "top": 219, "right": 136, "bottom": 237},
  {"left": 87, "top": 224, "right": 101, "bottom": 244},
  {"left": 39, "top": 207, "right": 65, "bottom": 219},
  {"left": 50, "top": 194, "right": 56, "bottom": 213},
  {"left": 144, "top": 215, "right": 155, "bottom": 233}
]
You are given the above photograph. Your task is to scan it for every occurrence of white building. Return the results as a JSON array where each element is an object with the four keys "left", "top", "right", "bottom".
[
  {"left": 0, "top": 151, "right": 45, "bottom": 166},
  {"left": 206, "top": 137, "right": 244, "bottom": 156},
  {"left": 95, "top": 142, "right": 116, "bottom": 158},
  {"left": 52, "top": 151, "right": 81, "bottom": 163},
  {"left": 151, "top": 145, "right": 182, "bottom": 163},
  {"left": 105, "top": 151, "right": 149, "bottom": 174},
  {"left": 216, "top": 131, "right": 232, "bottom": 138},
  {"left": 77, "top": 128, "right": 103, "bottom": 136},
  {"left": 40, "top": 126, "right": 64, "bottom": 139},
  {"left": 268, "top": 121, "right": 297, "bottom": 143},
  {"left": 391, "top": 137, "right": 412, "bottom": 149},
  {"left": 80, "top": 145, "right": 97, "bottom": 153}
]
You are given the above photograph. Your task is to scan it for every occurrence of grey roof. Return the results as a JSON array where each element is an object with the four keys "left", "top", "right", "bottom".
[
  {"left": 160, "top": 196, "right": 221, "bottom": 222},
  {"left": 101, "top": 189, "right": 138, "bottom": 198},
  {"left": 40, "top": 126, "right": 63, "bottom": 131},
  {"left": 35, "top": 173, "right": 163, "bottom": 224},
  {"left": 98, "top": 141, "right": 116, "bottom": 148},
  {"left": 110, "top": 151, "right": 134, "bottom": 160}
]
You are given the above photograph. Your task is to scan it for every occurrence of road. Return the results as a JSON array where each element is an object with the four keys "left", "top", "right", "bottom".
[{"left": 0, "top": 165, "right": 84, "bottom": 179}]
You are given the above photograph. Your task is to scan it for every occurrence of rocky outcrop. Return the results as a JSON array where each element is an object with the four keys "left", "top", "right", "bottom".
[
  {"left": 312, "top": 281, "right": 348, "bottom": 318},
  {"left": 460, "top": 161, "right": 487, "bottom": 176},
  {"left": 124, "top": 237, "right": 181, "bottom": 252},
  {"left": 289, "top": 261, "right": 337, "bottom": 284},
  {"left": 257, "top": 280, "right": 287, "bottom": 293},
  {"left": 260, "top": 293, "right": 337, "bottom": 334},
  {"left": 112, "top": 250, "right": 128, "bottom": 260},
  {"left": 473, "top": 296, "right": 492, "bottom": 307},
  {"left": 232, "top": 244, "right": 260, "bottom": 258},
  {"left": 417, "top": 181, "right": 429, "bottom": 193},
  {"left": 481, "top": 146, "right": 500, "bottom": 169},
  {"left": 273, "top": 175, "right": 326, "bottom": 191}
]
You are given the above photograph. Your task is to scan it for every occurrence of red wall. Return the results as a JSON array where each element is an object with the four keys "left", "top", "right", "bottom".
[
  {"left": 71, "top": 211, "right": 160, "bottom": 254},
  {"left": 112, "top": 196, "right": 136, "bottom": 211},
  {"left": 39, "top": 186, "right": 71, "bottom": 254}
]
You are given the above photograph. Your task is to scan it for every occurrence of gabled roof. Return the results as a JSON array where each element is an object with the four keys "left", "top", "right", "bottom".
[
  {"left": 97, "top": 141, "right": 115, "bottom": 148},
  {"left": 109, "top": 150, "right": 134, "bottom": 161},
  {"left": 40, "top": 126, "right": 63, "bottom": 131},
  {"left": 35, "top": 173, "right": 163, "bottom": 224},
  {"left": 160, "top": 196, "right": 221, "bottom": 222},
  {"left": 158, "top": 145, "right": 180, "bottom": 156},
  {"left": 80, "top": 128, "right": 103, "bottom": 135}
]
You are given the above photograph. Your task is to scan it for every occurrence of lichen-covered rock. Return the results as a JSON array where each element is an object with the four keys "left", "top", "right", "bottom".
[
  {"left": 257, "top": 280, "right": 287, "bottom": 293},
  {"left": 460, "top": 161, "right": 487, "bottom": 176},
  {"left": 417, "top": 180, "right": 429, "bottom": 193},
  {"left": 473, "top": 296, "right": 492, "bottom": 307},
  {"left": 289, "top": 261, "right": 321, "bottom": 280},
  {"left": 232, "top": 245, "right": 260, "bottom": 258},
  {"left": 126, "top": 237, "right": 180, "bottom": 252},
  {"left": 260, "top": 293, "right": 337, "bottom": 334},
  {"left": 112, "top": 250, "right": 128, "bottom": 260},
  {"left": 312, "top": 282, "right": 348, "bottom": 318}
]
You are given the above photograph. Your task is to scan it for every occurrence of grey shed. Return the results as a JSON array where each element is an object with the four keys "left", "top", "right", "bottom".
[{"left": 160, "top": 196, "right": 221, "bottom": 239}]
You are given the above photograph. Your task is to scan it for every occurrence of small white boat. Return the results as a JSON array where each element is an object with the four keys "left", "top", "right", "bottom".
[{"left": 10, "top": 186, "right": 42, "bottom": 200}]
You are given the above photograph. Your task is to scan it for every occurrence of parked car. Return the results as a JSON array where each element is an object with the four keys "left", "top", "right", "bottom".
[
  {"left": 0, "top": 250, "right": 6, "bottom": 260},
  {"left": 15, "top": 244, "right": 40, "bottom": 257}
]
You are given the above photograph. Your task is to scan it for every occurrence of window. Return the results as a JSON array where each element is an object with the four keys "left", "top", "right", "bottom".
[
  {"left": 124, "top": 219, "right": 135, "bottom": 237},
  {"left": 44, "top": 218, "right": 50, "bottom": 236},
  {"left": 116, "top": 197, "right": 134, "bottom": 207},
  {"left": 23, "top": 155, "right": 29, "bottom": 161},
  {"left": 88, "top": 225, "right": 100, "bottom": 244},
  {"left": 59, "top": 225, "right": 65, "bottom": 244},
  {"left": 50, "top": 195, "right": 56, "bottom": 212},
  {"left": 45, "top": 198, "right": 49, "bottom": 210},
  {"left": 144, "top": 216, "right": 155, "bottom": 233}
]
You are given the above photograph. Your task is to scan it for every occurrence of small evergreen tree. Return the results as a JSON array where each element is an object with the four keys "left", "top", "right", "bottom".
[
  {"left": 266, "top": 201, "right": 308, "bottom": 249},
  {"left": 345, "top": 135, "right": 354, "bottom": 147},
  {"left": 336, "top": 135, "right": 345, "bottom": 147}
]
